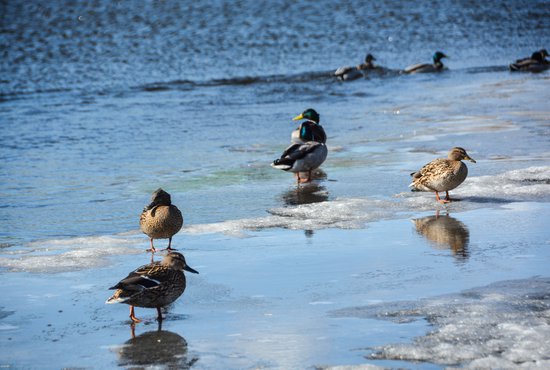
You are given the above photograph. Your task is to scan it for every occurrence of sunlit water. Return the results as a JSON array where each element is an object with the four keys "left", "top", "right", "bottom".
[{"left": 1, "top": 1, "right": 550, "bottom": 368}]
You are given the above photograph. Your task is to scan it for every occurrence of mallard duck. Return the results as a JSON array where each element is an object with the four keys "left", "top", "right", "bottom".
[
  {"left": 106, "top": 252, "right": 198, "bottom": 323},
  {"left": 140, "top": 188, "right": 183, "bottom": 252},
  {"left": 409, "top": 147, "right": 476, "bottom": 203},
  {"left": 334, "top": 54, "right": 378, "bottom": 80},
  {"left": 404, "top": 51, "right": 448, "bottom": 74},
  {"left": 509, "top": 49, "right": 549, "bottom": 72},
  {"left": 272, "top": 109, "right": 328, "bottom": 184},
  {"left": 357, "top": 53, "right": 377, "bottom": 70}
]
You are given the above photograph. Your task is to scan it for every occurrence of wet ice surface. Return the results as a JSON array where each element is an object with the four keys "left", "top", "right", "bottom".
[
  {"left": 1, "top": 166, "right": 548, "bottom": 273},
  {"left": 331, "top": 278, "right": 550, "bottom": 369},
  {"left": 1, "top": 200, "right": 549, "bottom": 369}
]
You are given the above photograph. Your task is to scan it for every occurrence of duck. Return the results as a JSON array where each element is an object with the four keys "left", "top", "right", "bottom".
[
  {"left": 334, "top": 53, "right": 378, "bottom": 81},
  {"left": 509, "top": 49, "right": 549, "bottom": 72},
  {"left": 403, "top": 51, "right": 448, "bottom": 74},
  {"left": 106, "top": 251, "right": 198, "bottom": 323},
  {"left": 356, "top": 53, "right": 377, "bottom": 71},
  {"left": 409, "top": 147, "right": 476, "bottom": 203},
  {"left": 140, "top": 188, "right": 183, "bottom": 253},
  {"left": 272, "top": 109, "right": 328, "bottom": 184}
]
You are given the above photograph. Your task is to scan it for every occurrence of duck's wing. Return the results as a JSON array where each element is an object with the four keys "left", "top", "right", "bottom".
[
  {"left": 509, "top": 58, "right": 548, "bottom": 71},
  {"left": 404, "top": 62, "right": 429, "bottom": 73},
  {"left": 510, "top": 58, "right": 535, "bottom": 71},
  {"left": 109, "top": 262, "right": 164, "bottom": 291},
  {"left": 272, "top": 142, "right": 323, "bottom": 169},
  {"left": 334, "top": 66, "right": 355, "bottom": 76},
  {"left": 279, "top": 143, "right": 302, "bottom": 159},
  {"left": 409, "top": 158, "right": 450, "bottom": 187}
]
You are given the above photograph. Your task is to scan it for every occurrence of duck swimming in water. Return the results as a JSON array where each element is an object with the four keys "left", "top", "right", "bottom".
[
  {"left": 357, "top": 53, "right": 377, "bottom": 71},
  {"left": 404, "top": 51, "right": 448, "bottom": 74},
  {"left": 409, "top": 147, "right": 476, "bottom": 203},
  {"left": 509, "top": 49, "right": 549, "bottom": 72},
  {"left": 334, "top": 53, "right": 378, "bottom": 80},
  {"left": 272, "top": 109, "right": 328, "bottom": 184}
]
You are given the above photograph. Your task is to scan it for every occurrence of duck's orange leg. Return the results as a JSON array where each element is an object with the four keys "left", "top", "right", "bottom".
[
  {"left": 298, "top": 171, "right": 312, "bottom": 184},
  {"left": 129, "top": 306, "right": 141, "bottom": 323},
  {"left": 435, "top": 192, "right": 450, "bottom": 204},
  {"left": 146, "top": 239, "right": 157, "bottom": 253}
]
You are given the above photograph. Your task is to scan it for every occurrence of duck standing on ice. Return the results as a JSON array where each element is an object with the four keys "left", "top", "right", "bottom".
[
  {"left": 271, "top": 109, "right": 328, "bottom": 184},
  {"left": 409, "top": 147, "right": 476, "bottom": 203}
]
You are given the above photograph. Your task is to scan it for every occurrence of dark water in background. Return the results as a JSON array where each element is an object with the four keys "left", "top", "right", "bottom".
[{"left": 2, "top": 0, "right": 549, "bottom": 96}]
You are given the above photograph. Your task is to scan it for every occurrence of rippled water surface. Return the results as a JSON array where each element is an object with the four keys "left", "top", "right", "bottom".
[{"left": 1, "top": 1, "right": 550, "bottom": 368}]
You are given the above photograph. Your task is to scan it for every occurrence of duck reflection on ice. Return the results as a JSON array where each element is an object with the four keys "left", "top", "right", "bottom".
[
  {"left": 116, "top": 322, "right": 198, "bottom": 368},
  {"left": 412, "top": 211, "right": 470, "bottom": 261},
  {"left": 280, "top": 182, "right": 329, "bottom": 206}
]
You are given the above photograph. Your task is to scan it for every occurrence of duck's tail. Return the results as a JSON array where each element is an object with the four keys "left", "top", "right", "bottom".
[
  {"left": 271, "top": 158, "right": 293, "bottom": 171},
  {"left": 105, "top": 290, "right": 130, "bottom": 304}
]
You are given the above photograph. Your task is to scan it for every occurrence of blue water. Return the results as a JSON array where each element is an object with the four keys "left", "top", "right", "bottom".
[{"left": 1, "top": 1, "right": 550, "bottom": 368}]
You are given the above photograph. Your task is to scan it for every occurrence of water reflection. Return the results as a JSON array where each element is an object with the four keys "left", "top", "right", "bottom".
[
  {"left": 412, "top": 211, "right": 470, "bottom": 261},
  {"left": 116, "top": 323, "right": 198, "bottom": 368},
  {"left": 280, "top": 183, "right": 329, "bottom": 206}
]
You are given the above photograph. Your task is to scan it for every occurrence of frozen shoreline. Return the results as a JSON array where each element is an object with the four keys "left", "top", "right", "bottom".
[{"left": 1, "top": 196, "right": 549, "bottom": 368}]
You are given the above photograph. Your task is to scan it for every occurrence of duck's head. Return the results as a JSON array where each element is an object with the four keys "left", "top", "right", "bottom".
[
  {"left": 365, "top": 54, "right": 376, "bottom": 63},
  {"left": 448, "top": 147, "right": 476, "bottom": 163},
  {"left": 531, "top": 50, "right": 548, "bottom": 62},
  {"left": 293, "top": 108, "right": 320, "bottom": 124},
  {"left": 433, "top": 51, "right": 448, "bottom": 63},
  {"left": 151, "top": 188, "right": 172, "bottom": 205},
  {"left": 163, "top": 252, "right": 199, "bottom": 274}
]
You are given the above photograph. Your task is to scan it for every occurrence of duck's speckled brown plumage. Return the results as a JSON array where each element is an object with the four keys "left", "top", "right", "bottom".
[
  {"left": 410, "top": 147, "right": 476, "bottom": 203},
  {"left": 106, "top": 252, "right": 198, "bottom": 322},
  {"left": 140, "top": 188, "right": 183, "bottom": 251}
]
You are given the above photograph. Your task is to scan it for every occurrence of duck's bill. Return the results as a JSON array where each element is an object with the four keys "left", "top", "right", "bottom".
[
  {"left": 292, "top": 113, "right": 304, "bottom": 121},
  {"left": 184, "top": 265, "right": 199, "bottom": 274},
  {"left": 465, "top": 156, "right": 476, "bottom": 163}
]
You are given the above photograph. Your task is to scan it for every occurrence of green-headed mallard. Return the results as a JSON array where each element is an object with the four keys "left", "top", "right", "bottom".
[
  {"left": 140, "top": 188, "right": 183, "bottom": 253},
  {"left": 409, "top": 147, "right": 476, "bottom": 203},
  {"left": 106, "top": 251, "right": 198, "bottom": 323},
  {"left": 404, "top": 51, "right": 448, "bottom": 74},
  {"left": 272, "top": 109, "right": 328, "bottom": 184},
  {"left": 509, "top": 49, "right": 549, "bottom": 72}
]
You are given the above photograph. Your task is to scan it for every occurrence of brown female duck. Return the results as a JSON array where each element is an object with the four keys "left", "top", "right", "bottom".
[
  {"left": 106, "top": 252, "right": 198, "bottom": 323},
  {"left": 140, "top": 188, "right": 183, "bottom": 252},
  {"left": 409, "top": 147, "right": 476, "bottom": 203}
]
